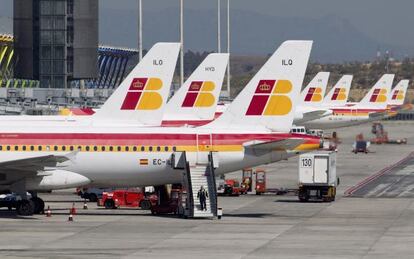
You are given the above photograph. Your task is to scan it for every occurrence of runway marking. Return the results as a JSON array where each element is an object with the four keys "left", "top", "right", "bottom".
[{"left": 345, "top": 151, "right": 414, "bottom": 197}]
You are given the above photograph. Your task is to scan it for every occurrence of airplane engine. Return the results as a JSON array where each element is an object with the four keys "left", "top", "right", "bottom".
[{"left": 26, "top": 170, "right": 91, "bottom": 191}]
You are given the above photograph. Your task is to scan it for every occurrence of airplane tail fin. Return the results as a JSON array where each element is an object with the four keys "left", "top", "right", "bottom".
[
  {"left": 389, "top": 79, "right": 409, "bottom": 106},
  {"left": 164, "top": 53, "right": 229, "bottom": 120},
  {"left": 93, "top": 42, "right": 180, "bottom": 125},
  {"left": 323, "top": 75, "right": 353, "bottom": 107},
  {"left": 300, "top": 72, "right": 330, "bottom": 106},
  {"left": 206, "top": 40, "right": 313, "bottom": 132},
  {"left": 356, "top": 74, "right": 394, "bottom": 109}
]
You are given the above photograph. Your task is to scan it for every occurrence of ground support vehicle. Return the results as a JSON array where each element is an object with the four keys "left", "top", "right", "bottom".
[
  {"left": 298, "top": 152, "right": 338, "bottom": 202},
  {"left": 242, "top": 168, "right": 267, "bottom": 195},
  {"left": 150, "top": 188, "right": 182, "bottom": 215},
  {"left": 99, "top": 189, "right": 155, "bottom": 210}
]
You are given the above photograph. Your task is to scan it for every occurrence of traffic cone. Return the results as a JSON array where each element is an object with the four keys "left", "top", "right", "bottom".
[
  {"left": 68, "top": 209, "right": 73, "bottom": 222},
  {"left": 71, "top": 202, "right": 77, "bottom": 215},
  {"left": 46, "top": 206, "right": 51, "bottom": 217},
  {"left": 83, "top": 200, "right": 88, "bottom": 210}
]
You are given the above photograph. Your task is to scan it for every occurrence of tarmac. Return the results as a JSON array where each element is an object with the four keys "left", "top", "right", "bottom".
[{"left": 1, "top": 121, "right": 414, "bottom": 259}]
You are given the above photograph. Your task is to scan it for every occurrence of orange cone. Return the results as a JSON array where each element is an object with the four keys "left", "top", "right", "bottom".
[
  {"left": 71, "top": 202, "right": 77, "bottom": 215},
  {"left": 46, "top": 206, "right": 51, "bottom": 217},
  {"left": 68, "top": 209, "right": 73, "bottom": 221}
]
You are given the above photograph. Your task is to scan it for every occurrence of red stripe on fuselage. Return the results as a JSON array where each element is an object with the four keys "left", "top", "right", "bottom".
[{"left": 0, "top": 132, "right": 320, "bottom": 146}]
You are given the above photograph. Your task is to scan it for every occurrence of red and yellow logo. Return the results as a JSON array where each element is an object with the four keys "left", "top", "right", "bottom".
[
  {"left": 331, "top": 88, "right": 347, "bottom": 101},
  {"left": 182, "top": 81, "right": 216, "bottom": 107},
  {"left": 369, "top": 88, "right": 387, "bottom": 103},
  {"left": 246, "top": 79, "right": 292, "bottom": 116},
  {"left": 121, "top": 78, "right": 163, "bottom": 110},
  {"left": 304, "top": 87, "right": 323, "bottom": 102},
  {"left": 392, "top": 90, "right": 404, "bottom": 100}
]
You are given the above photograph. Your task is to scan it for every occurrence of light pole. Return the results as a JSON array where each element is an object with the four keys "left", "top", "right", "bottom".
[
  {"left": 218, "top": 0, "right": 221, "bottom": 53},
  {"left": 226, "top": 0, "right": 230, "bottom": 97},
  {"left": 180, "top": 0, "right": 184, "bottom": 86},
  {"left": 138, "top": 0, "right": 143, "bottom": 62}
]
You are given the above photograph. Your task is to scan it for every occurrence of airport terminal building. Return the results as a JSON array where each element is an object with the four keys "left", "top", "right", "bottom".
[{"left": 13, "top": 0, "right": 99, "bottom": 88}]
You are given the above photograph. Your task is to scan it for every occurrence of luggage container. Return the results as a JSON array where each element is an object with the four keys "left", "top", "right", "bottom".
[{"left": 298, "top": 151, "right": 338, "bottom": 202}]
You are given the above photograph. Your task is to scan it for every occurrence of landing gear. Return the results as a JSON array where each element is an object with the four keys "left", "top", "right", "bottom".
[
  {"left": 16, "top": 200, "right": 35, "bottom": 216},
  {"left": 31, "top": 197, "right": 45, "bottom": 214}
]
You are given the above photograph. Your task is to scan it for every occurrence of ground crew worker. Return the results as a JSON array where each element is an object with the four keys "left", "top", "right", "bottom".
[{"left": 197, "top": 186, "right": 208, "bottom": 211}]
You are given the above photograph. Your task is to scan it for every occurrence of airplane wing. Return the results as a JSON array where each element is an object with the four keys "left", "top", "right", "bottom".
[
  {"left": 0, "top": 155, "right": 71, "bottom": 173},
  {"left": 244, "top": 138, "right": 305, "bottom": 151},
  {"left": 296, "top": 110, "right": 332, "bottom": 124},
  {"left": 368, "top": 111, "right": 387, "bottom": 119}
]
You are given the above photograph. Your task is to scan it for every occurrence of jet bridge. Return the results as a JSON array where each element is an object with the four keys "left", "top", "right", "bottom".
[{"left": 172, "top": 151, "right": 219, "bottom": 219}]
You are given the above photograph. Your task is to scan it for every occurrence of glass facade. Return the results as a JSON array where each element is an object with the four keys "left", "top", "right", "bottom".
[
  {"left": 39, "top": 0, "right": 68, "bottom": 88},
  {"left": 14, "top": 0, "right": 98, "bottom": 88}
]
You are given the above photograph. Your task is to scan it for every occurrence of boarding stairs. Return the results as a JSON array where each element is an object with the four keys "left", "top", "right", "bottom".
[{"left": 172, "top": 151, "right": 218, "bottom": 218}]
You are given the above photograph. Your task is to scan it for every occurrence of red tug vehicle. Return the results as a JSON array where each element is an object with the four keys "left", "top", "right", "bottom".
[{"left": 99, "top": 189, "right": 156, "bottom": 210}]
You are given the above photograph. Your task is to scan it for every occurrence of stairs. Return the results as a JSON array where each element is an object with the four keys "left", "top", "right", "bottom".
[
  {"left": 188, "top": 165, "right": 217, "bottom": 218},
  {"left": 180, "top": 152, "right": 218, "bottom": 218}
]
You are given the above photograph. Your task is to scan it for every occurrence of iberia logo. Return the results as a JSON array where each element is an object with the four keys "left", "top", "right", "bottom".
[
  {"left": 304, "top": 87, "right": 323, "bottom": 102},
  {"left": 369, "top": 88, "right": 387, "bottom": 103},
  {"left": 246, "top": 79, "right": 292, "bottom": 116},
  {"left": 392, "top": 90, "right": 404, "bottom": 100},
  {"left": 121, "top": 78, "right": 163, "bottom": 110},
  {"left": 331, "top": 88, "right": 347, "bottom": 101},
  {"left": 182, "top": 81, "right": 216, "bottom": 107}
]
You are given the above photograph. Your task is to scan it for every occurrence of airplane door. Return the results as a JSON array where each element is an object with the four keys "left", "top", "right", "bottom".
[{"left": 196, "top": 134, "right": 213, "bottom": 163}]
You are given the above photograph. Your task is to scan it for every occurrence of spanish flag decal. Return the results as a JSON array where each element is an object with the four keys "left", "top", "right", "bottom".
[{"left": 139, "top": 159, "right": 149, "bottom": 165}]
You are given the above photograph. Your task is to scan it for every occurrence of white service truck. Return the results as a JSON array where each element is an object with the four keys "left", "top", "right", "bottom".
[{"left": 298, "top": 151, "right": 338, "bottom": 202}]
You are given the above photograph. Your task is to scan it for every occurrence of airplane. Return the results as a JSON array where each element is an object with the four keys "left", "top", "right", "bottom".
[
  {"left": 0, "top": 40, "right": 321, "bottom": 216},
  {"left": 0, "top": 52, "right": 229, "bottom": 130},
  {"left": 386, "top": 79, "right": 410, "bottom": 114},
  {"left": 161, "top": 53, "right": 229, "bottom": 127},
  {"left": 303, "top": 74, "right": 395, "bottom": 129},
  {"left": 294, "top": 72, "right": 331, "bottom": 124},
  {"left": 321, "top": 75, "right": 353, "bottom": 108}
]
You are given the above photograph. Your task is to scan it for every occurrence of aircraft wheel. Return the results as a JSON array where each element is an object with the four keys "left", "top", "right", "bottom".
[
  {"left": 31, "top": 197, "right": 45, "bottom": 214},
  {"left": 16, "top": 200, "right": 35, "bottom": 216}
]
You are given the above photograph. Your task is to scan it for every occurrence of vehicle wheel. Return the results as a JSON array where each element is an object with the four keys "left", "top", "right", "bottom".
[
  {"left": 31, "top": 197, "right": 45, "bottom": 214},
  {"left": 104, "top": 199, "right": 115, "bottom": 209},
  {"left": 88, "top": 193, "right": 98, "bottom": 202},
  {"left": 16, "top": 200, "right": 35, "bottom": 216},
  {"left": 139, "top": 200, "right": 151, "bottom": 210}
]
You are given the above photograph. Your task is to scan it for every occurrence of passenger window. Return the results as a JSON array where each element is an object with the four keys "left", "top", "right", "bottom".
[
  {"left": 53, "top": 146, "right": 58, "bottom": 151},
  {"left": 22, "top": 146, "right": 26, "bottom": 151},
  {"left": 156, "top": 146, "right": 161, "bottom": 151},
  {"left": 14, "top": 146, "right": 18, "bottom": 151},
  {"left": 117, "top": 146, "right": 121, "bottom": 152},
  {"left": 149, "top": 146, "right": 153, "bottom": 152},
  {"left": 125, "top": 146, "right": 129, "bottom": 152},
  {"left": 6, "top": 146, "right": 10, "bottom": 151},
  {"left": 133, "top": 146, "right": 137, "bottom": 152},
  {"left": 62, "top": 146, "right": 66, "bottom": 151},
  {"left": 172, "top": 146, "right": 177, "bottom": 152},
  {"left": 164, "top": 146, "right": 169, "bottom": 152},
  {"left": 141, "top": 146, "right": 145, "bottom": 152},
  {"left": 102, "top": 146, "right": 106, "bottom": 151},
  {"left": 39, "top": 146, "right": 43, "bottom": 151},
  {"left": 109, "top": 146, "right": 114, "bottom": 152},
  {"left": 0, "top": 146, "right": 2, "bottom": 151},
  {"left": 30, "top": 146, "right": 34, "bottom": 151},
  {"left": 93, "top": 146, "right": 98, "bottom": 151},
  {"left": 86, "top": 146, "right": 90, "bottom": 151},
  {"left": 70, "top": 146, "right": 74, "bottom": 151}
]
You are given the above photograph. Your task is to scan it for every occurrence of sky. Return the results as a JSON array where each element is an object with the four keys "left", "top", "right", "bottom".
[
  {"left": 2, "top": 0, "right": 414, "bottom": 60},
  {"left": 98, "top": 0, "right": 414, "bottom": 48}
]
